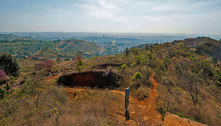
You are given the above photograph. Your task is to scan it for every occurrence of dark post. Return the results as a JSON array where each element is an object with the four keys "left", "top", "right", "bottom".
[{"left": 125, "top": 87, "right": 130, "bottom": 120}]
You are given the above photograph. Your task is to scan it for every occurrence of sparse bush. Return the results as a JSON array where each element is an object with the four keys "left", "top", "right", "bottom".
[
  {"left": 133, "top": 86, "right": 150, "bottom": 100},
  {"left": 140, "top": 66, "right": 151, "bottom": 86}
]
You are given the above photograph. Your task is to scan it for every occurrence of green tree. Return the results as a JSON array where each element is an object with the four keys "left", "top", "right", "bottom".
[{"left": 0, "top": 53, "right": 20, "bottom": 76}]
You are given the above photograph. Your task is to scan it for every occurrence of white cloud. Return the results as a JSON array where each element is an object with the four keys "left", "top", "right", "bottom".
[
  {"left": 77, "top": 0, "right": 123, "bottom": 20},
  {"left": 1, "top": 0, "right": 221, "bottom": 34}
]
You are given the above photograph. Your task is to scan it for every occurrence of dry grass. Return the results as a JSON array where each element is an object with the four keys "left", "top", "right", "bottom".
[
  {"left": 156, "top": 83, "right": 221, "bottom": 125},
  {"left": 1, "top": 87, "right": 123, "bottom": 126}
]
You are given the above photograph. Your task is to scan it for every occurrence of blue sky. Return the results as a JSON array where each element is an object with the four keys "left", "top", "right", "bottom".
[{"left": 0, "top": 0, "right": 221, "bottom": 34}]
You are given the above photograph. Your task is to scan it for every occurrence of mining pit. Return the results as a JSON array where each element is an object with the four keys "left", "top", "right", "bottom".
[{"left": 57, "top": 70, "right": 120, "bottom": 89}]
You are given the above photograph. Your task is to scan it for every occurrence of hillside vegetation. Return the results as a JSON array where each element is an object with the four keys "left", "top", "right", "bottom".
[
  {"left": 139, "top": 37, "right": 221, "bottom": 61},
  {"left": 0, "top": 34, "right": 100, "bottom": 58},
  {"left": 173, "top": 37, "right": 221, "bottom": 61},
  {"left": 0, "top": 37, "right": 220, "bottom": 125},
  {"left": 57, "top": 39, "right": 100, "bottom": 55}
]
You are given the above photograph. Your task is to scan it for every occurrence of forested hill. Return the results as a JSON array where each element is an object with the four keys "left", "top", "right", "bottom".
[
  {"left": 137, "top": 37, "right": 221, "bottom": 61},
  {"left": 57, "top": 39, "right": 100, "bottom": 55},
  {"left": 172, "top": 37, "right": 221, "bottom": 61},
  {"left": 0, "top": 34, "right": 100, "bottom": 58}
]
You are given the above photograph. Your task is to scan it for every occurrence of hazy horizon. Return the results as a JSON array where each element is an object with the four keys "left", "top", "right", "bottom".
[{"left": 1, "top": 0, "right": 221, "bottom": 35}]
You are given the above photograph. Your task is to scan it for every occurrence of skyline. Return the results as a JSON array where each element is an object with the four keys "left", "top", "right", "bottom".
[{"left": 0, "top": 0, "right": 221, "bottom": 35}]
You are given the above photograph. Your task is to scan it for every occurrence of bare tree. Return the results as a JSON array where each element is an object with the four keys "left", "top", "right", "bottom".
[
  {"left": 188, "top": 82, "right": 199, "bottom": 106},
  {"left": 182, "top": 71, "right": 200, "bottom": 106}
]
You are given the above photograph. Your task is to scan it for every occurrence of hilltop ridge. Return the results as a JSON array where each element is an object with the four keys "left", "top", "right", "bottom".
[
  {"left": 137, "top": 37, "right": 221, "bottom": 61},
  {"left": 172, "top": 37, "right": 221, "bottom": 61}
]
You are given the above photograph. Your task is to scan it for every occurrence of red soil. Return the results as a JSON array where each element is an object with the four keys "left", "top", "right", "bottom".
[{"left": 47, "top": 73, "right": 207, "bottom": 126}]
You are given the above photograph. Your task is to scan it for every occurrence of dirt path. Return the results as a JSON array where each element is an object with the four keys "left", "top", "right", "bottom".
[
  {"left": 141, "top": 76, "right": 162, "bottom": 125},
  {"left": 109, "top": 75, "right": 162, "bottom": 126},
  {"left": 47, "top": 73, "right": 206, "bottom": 126}
]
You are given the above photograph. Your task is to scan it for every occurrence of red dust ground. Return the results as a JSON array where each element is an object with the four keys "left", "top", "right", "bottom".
[{"left": 46, "top": 73, "right": 207, "bottom": 126}]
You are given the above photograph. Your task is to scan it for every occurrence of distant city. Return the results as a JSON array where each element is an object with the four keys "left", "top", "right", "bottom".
[{"left": 1, "top": 32, "right": 221, "bottom": 55}]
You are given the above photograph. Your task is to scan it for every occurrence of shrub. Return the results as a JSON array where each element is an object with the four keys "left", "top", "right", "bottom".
[
  {"left": 34, "top": 59, "right": 55, "bottom": 71},
  {"left": 133, "top": 86, "right": 150, "bottom": 100},
  {"left": 0, "top": 53, "right": 20, "bottom": 76},
  {"left": 120, "top": 64, "right": 127, "bottom": 71},
  {"left": 131, "top": 72, "right": 142, "bottom": 82},
  {"left": 0, "top": 70, "right": 7, "bottom": 85}
]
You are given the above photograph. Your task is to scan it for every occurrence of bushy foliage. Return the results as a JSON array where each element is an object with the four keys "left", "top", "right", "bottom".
[
  {"left": 0, "top": 53, "right": 20, "bottom": 76},
  {"left": 131, "top": 72, "right": 142, "bottom": 82}
]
